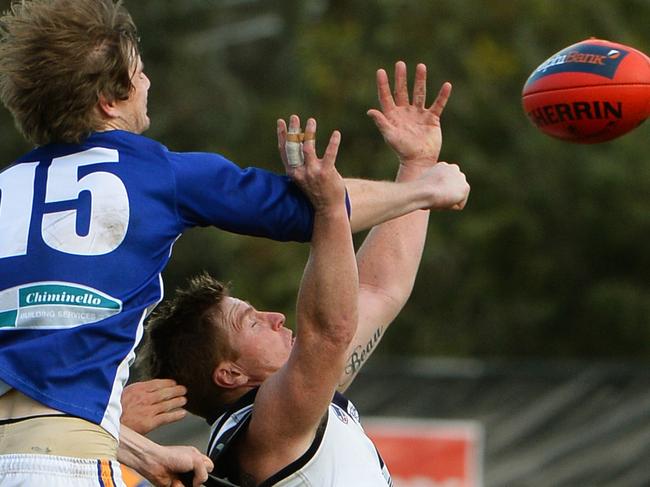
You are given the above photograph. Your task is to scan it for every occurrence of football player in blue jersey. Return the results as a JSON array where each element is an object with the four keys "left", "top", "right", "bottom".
[
  {"left": 131, "top": 62, "right": 469, "bottom": 486},
  {"left": 0, "top": 1, "right": 467, "bottom": 485}
]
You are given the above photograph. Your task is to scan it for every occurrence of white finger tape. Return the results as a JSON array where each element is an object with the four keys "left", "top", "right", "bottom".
[{"left": 286, "top": 129, "right": 304, "bottom": 167}]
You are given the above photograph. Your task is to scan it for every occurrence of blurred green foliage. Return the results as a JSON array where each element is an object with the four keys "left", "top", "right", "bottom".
[{"left": 1, "top": 0, "right": 648, "bottom": 358}]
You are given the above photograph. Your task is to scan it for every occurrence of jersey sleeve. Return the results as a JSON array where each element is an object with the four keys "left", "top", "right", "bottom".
[{"left": 168, "top": 151, "right": 315, "bottom": 242}]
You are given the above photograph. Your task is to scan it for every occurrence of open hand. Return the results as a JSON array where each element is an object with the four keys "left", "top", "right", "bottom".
[
  {"left": 367, "top": 61, "right": 451, "bottom": 166},
  {"left": 121, "top": 379, "right": 187, "bottom": 435}
]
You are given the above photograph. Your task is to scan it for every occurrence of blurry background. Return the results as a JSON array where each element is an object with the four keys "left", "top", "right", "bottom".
[
  {"left": 141, "top": 0, "right": 647, "bottom": 360},
  {"left": 1, "top": 0, "right": 649, "bottom": 485}
]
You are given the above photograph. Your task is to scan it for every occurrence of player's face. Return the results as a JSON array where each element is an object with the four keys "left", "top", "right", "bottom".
[
  {"left": 223, "top": 297, "right": 293, "bottom": 381},
  {"left": 115, "top": 55, "right": 151, "bottom": 134}
]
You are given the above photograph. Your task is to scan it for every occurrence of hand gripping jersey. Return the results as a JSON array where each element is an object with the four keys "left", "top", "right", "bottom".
[
  {"left": 0, "top": 130, "right": 316, "bottom": 438},
  {"left": 207, "top": 389, "right": 393, "bottom": 487}
]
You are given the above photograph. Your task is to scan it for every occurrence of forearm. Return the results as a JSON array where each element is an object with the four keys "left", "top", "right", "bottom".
[
  {"left": 298, "top": 204, "right": 358, "bottom": 343},
  {"left": 356, "top": 164, "right": 430, "bottom": 306},
  {"left": 117, "top": 425, "right": 165, "bottom": 481},
  {"left": 118, "top": 425, "right": 211, "bottom": 487},
  {"left": 338, "top": 165, "right": 431, "bottom": 391},
  {"left": 345, "top": 177, "right": 433, "bottom": 232}
]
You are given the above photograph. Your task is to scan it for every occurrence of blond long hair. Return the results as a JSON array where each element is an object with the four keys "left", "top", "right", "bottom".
[{"left": 0, "top": 0, "right": 139, "bottom": 145}]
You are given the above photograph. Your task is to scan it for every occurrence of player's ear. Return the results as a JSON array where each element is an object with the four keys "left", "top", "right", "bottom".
[
  {"left": 213, "top": 361, "right": 247, "bottom": 389},
  {"left": 97, "top": 93, "right": 120, "bottom": 119}
]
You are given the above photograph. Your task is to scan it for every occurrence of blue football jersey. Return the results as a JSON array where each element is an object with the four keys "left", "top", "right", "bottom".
[{"left": 0, "top": 130, "right": 314, "bottom": 438}]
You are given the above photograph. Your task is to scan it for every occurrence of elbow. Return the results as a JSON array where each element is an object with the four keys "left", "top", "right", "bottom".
[
  {"left": 311, "top": 311, "right": 358, "bottom": 349},
  {"left": 335, "top": 314, "right": 358, "bottom": 347}
]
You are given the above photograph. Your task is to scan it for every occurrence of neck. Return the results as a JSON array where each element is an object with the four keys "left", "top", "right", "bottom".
[{"left": 205, "top": 386, "right": 257, "bottom": 425}]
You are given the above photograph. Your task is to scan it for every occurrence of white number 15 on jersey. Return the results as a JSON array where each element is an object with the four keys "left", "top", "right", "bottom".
[{"left": 0, "top": 148, "right": 130, "bottom": 258}]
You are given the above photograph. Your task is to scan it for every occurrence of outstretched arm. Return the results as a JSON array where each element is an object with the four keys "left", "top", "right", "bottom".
[
  {"left": 339, "top": 162, "right": 468, "bottom": 391},
  {"left": 338, "top": 61, "right": 470, "bottom": 391},
  {"left": 277, "top": 63, "right": 465, "bottom": 234},
  {"left": 241, "top": 118, "right": 358, "bottom": 483}
]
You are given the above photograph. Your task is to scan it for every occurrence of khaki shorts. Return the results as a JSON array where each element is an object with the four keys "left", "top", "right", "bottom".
[
  {"left": 0, "top": 415, "right": 118, "bottom": 458},
  {"left": 0, "top": 389, "right": 117, "bottom": 459}
]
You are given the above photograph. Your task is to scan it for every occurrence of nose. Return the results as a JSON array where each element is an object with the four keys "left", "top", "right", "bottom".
[{"left": 267, "top": 312, "right": 285, "bottom": 331}]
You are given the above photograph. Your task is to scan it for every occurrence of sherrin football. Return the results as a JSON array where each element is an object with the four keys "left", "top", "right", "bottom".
[{"left": 522, "top": 38, "right": 650, "bottom": 143}]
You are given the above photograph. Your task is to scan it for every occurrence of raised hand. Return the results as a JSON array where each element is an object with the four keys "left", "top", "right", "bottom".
[
  {"left": 367, "top": 61, "right": 451, "bottom": 166},
  {"left": 277, "top": 115, "right": 346, "bottom": 212}
]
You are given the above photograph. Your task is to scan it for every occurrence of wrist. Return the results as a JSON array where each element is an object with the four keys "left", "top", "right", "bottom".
[
  {"left": 312, "top": 192, "right": 349, "bottom": 216},
  {"left": 118, "top": 425, "right": 162, "bottom": 479},
  {"left": 398, "top": 155, "right": 437, "bottom": 167},
  {"left": 397, "top": 163, "right": 429, "bottom": 182},
  {"left": 314, "top": 204, "right": 351, "bottom": 225}
]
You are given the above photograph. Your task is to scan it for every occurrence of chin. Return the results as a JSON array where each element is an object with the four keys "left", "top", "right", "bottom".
[{"left": 137, "top": 119, "right": 151, "bottom": 134}]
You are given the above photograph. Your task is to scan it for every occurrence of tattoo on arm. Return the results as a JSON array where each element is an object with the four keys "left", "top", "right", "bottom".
[{"left": 343, "top": 326, "right": 385, "bottom": 379}]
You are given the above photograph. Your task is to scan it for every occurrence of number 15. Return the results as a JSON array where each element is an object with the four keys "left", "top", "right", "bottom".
[{"left": 0, "top": 148, "right": 130, "bottom": 258}]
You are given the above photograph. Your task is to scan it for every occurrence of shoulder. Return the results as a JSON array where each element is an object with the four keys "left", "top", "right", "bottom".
[{"left": 89, "top": 130, "right": 168, "bottom": 151}]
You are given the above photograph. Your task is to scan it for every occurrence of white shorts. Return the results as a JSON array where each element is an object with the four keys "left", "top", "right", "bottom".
[{"left": 0, "top": 454, "right": 126, "bottom": 487}]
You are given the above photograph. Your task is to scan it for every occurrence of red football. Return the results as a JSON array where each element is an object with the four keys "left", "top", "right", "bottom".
[{"left": 522, "top": 38, "right": 650, "bottom": 143}]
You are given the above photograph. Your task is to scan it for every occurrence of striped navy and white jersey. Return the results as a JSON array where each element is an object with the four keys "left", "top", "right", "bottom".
[
  {"left": 0, "top": 130, "right": 314, "bottom": 439},
  {"left": 207, "top": 389, "right": 393, "bottom": 487}
]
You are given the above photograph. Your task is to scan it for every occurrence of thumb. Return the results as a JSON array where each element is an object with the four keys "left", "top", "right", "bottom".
[{"left": 366, "top": 109, "right": 390, "bottom": 132}]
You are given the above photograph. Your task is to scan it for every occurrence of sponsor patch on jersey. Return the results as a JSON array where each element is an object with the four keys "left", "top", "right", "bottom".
[
  {"left": 525, "top": 44, "right": 629, "bottom": 87},
  {"left": 0, "top": 282, "right": 121, "bottom": 329},
  {"left": 332, "top": 404, "right": 349, "bottom": 424},
  {"left": 347, "top": 401, "right": 360, "bottom": 423}
]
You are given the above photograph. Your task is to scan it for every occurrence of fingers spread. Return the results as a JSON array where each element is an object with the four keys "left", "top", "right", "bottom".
[
  {"left": 376, "top": 68, "right": 395, "bottom": 112},
  {"left": 302, "top": 118, "right": 317, "bottom": 158},
  {"left": 366, "top": 108, "right": 390, "bottom": 132},
  {"left": 277, "top": 119, "right": 289, "bottom": 167},
  {"left": 393, "top": 61, "right": 409, "bottom": 106},
  {"left": 412, "top": 63, "right": 427, "bottom": 108},
  {"left": 285, "top": 115, "right": 305, "bottom": 167},
  {"left": 288, "top": 114, "right": 301, "bottom": 132},
  {"left": 323, "top": 130, "right": 341, "bottom": 166},
  {"left": 277, "top": 118, "right": 287, "bottom": 146},
  {"left": 428, "top": 81, "right": 452, "bottom": 118}
]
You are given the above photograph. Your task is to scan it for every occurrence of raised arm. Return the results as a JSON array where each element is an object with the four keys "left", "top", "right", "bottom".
[
  {"left": 240, "top": 118, "right": 358, "bottom": 482},
  {"left": 277, "top": 63, "right": 466, "bottom": 234},
  {"left": 339, "top": 162, "right": 468, "bottom": 390},
  {"left": 338, "top": 61, "right": 470, "bottom": 391}
]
